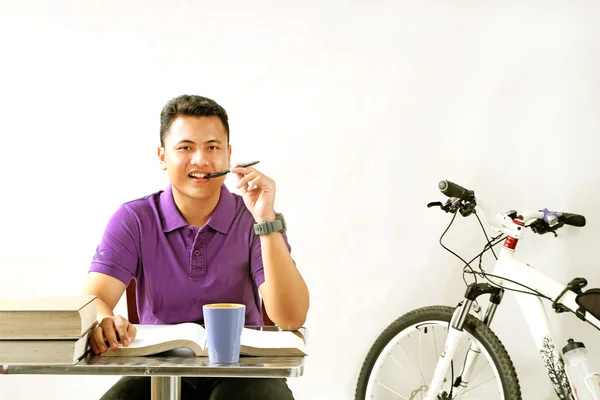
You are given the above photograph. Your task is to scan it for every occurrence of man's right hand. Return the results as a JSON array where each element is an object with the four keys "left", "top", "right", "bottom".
[{"left": 90, "top": 315, "right": 137, "bottom": 354}]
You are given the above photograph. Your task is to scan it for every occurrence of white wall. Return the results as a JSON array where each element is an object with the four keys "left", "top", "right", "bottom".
[{"left": 1, "top": 1, "right": 600, "bottom": 399}]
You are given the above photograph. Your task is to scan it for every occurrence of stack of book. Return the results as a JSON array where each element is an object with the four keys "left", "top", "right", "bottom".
[{"left": 0, "top": 295, "right": 98, "bottom": 365}]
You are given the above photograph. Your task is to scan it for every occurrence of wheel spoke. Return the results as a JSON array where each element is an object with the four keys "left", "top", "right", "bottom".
[
  {"left": 418, "top": 328, "right": 426, "bottom": 386},
  {"left": 389, "top": 354, "right": 414, "bottom": 378},
  {"left": 455, "top": 394, "right": 490, "bottom": 399},
  {"left": 375, "top": 380, "right": 408, "bottom": 399},
  {"left": 454, "top": 375, "right": 499, "bottom": 398},
  {"left": 432, "top": 326, "right": 440, "bottom": 370},
  {"left": 468, "top": 361, "right": 494, "bottom": 387},
  {"left": 454, "top": 355, "right": 496, "bottom": 397},
  {"left": 397, "top": 340, "right": 425, "bottom": 382},
  {"left": 359, "top": 307, "right": 518, "bottom": 400}
]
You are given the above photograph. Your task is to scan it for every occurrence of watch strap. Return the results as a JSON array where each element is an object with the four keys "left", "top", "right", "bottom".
[{"left": 254, "top": 213, "right": 286, "bottom": 235}]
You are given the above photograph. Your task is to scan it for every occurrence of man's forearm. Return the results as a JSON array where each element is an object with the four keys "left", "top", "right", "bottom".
[
  {"left": 82, "top": 288, "right": 115, "bottom": 321},
  {"left": 94, "top": 298, "right": 116, "bottom": 321},
  {"left": 82, "top": 272, "right": 125, "bottom": 322},
  {"left": 260, "top": 233, "right": 309, "bottom": 330}
]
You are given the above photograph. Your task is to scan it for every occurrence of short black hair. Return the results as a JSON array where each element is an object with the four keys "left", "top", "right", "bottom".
[{"left": 159, "top": 95, "right": 230, "bottom": 146}]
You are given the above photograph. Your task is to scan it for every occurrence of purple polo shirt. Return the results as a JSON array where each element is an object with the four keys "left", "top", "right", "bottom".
[{"left": 89, "top": 184, "right": 291, "bottom": 326}]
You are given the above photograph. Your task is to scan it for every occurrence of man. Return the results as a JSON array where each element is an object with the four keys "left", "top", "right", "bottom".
[{"left": 82, "top": 94, "right": 309, "bottom": 399}]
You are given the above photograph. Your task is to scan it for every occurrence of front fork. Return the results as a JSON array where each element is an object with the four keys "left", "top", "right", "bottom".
[{"left": 424, "top": 283, "right": 504, "bottom": 400}]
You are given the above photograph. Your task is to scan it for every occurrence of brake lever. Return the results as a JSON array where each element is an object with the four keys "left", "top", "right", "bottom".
[
  {"left": 427, "top": 201, "right": 444, "bottom": 209},
  {"left": 427, "top": 199, "right": 460, "bottom": 214},
  {"left": 530, "top": 220, "right": 560, "bottom": 237}
]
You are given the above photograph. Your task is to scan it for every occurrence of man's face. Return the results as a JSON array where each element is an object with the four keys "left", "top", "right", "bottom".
[{"left": 158, "top": 115, "right": 231, "bottom": 201}]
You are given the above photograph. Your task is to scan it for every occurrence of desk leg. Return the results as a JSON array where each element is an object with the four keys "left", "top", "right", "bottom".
[{"left": 151, "top": 376, "right": 181, "bottom": 400}]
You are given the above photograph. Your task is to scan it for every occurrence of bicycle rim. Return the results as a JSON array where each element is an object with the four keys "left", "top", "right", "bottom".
[{"left": 364, "top": 318, "right": 505, "bottom": 399}]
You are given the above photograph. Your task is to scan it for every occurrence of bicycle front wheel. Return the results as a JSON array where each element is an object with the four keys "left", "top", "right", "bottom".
[{"left": 355, "top": 305, "right": 522, "bottom": 399}]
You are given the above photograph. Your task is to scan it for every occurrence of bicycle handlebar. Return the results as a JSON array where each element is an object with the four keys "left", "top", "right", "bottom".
[
  {"left": 438, "top": 180, "right": 472, "bottom": 201},
  {"left": 435, "top": 179, "right": 587, "bottom": 233},
  {"left": 560, "top": 213, "right": 586, "bottom": 227}
]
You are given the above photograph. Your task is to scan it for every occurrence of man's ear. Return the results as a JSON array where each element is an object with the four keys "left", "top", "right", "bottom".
[
  {"left": 157, "top": 146, "right": 167, "bottom": 170},
  {"left": 227, "top": 144, "right": 232, "bottom": 168}
]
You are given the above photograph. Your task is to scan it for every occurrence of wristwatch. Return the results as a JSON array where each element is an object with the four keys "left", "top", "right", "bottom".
[{"left": 253, "top": 213, "right": 287, "bottom": 235}]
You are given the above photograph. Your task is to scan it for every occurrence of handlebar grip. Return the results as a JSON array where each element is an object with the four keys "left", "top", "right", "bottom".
[
  {"left": 560, "top": 213, "right": 586, "bottom": 227},
  {"left": 438, "top": 180, "right": 472, "bottom": 201}
]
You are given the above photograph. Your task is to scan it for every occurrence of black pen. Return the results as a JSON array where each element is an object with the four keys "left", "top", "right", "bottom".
[{"left": 204, "top": 161, "right": 260, "bottom": 179}]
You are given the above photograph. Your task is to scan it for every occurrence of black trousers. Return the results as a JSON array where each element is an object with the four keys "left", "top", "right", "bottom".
[{"left": 100, "top": 376, "right": 295, "bottom": 400}]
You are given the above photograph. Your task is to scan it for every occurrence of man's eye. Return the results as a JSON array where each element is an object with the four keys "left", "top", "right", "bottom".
[
  {"left": 179, "top": 146, "right": 191, "bottom": 151},
  {"left": 208, "top": 146, "right": 218, "bottom": 150}
]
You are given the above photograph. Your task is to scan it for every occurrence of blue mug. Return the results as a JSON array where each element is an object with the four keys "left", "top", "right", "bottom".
[{"left": 202, "top": 303, "right": 245, "bottom": 363}]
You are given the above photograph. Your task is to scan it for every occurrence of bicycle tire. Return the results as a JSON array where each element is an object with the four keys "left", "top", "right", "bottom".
[{"left": 355, "top": 305, "right": 522, "bottom": 399}]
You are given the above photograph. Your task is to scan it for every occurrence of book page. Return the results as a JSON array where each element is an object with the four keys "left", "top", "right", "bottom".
[
  {"left": 241, "top": 328, "right": 307, "bottom": 353},
  {"left": 124, "top": 323, "right": 206, "bottom": 350}
]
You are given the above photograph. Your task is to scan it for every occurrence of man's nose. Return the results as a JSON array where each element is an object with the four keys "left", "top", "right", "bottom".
[{"left": 191, "top": 149, "right": 208, "bottom": 165}]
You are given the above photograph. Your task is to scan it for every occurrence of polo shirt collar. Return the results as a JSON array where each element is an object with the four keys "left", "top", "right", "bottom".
[
  {"left": 207, "top": 184, "right": 235, "bottom": 234},
  {"left": 159, "top": 184, "right": 236, "bottom": 234},
  {"left": 159, "top": 185, "right": 187, "bottom": 233}
]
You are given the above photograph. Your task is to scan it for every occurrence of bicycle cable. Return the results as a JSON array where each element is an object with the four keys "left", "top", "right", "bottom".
[
  {"left": 462, "top": 234, "right": 505, "bottom": 308},
  {"left": 475, "top": 212, "right": 498, "bottom": 261},
  {"left": 449, "top": 360, "right": 455, "bottom": 398},
  {"left": 440, "top": 210, "right": 503, "bottom": 286},
  {"left": 474, "top": 271, "right": 553, "bottom": 301},
  {"left": 473, "top": 213, "right": 553, "bottom": 299},
  {"left": 439, "top": 211, "right": 478, "bottom": 286},
  {"left": 439, "top": 209, "right": 553, "bottom": 301},
  {"left": 463, "top": 238, "right": 552, "bottom": 299}
]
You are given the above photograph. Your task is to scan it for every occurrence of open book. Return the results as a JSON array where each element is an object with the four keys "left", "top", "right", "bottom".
[{"left": 101, "top": 323, "right": 308, "bottom": 357}]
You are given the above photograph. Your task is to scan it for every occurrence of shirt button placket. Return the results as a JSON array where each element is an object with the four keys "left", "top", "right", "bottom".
[
  {"left": 198, "top": 234, "right": 206, "bottom": 275},
  {"left": 190, "top": 230, "right": 207, "bottom": 277}
]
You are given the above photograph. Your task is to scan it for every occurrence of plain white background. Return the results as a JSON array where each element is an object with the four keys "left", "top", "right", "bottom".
[{"left": 1, "top": 1, "right": 600, "bottom": 399}]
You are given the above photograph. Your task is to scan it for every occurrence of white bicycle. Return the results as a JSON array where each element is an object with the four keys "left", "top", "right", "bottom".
[{"left": 355, "top": 180, "right": 599, "bottom": 400}]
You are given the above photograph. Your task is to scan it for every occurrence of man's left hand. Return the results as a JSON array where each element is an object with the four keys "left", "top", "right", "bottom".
[{"left": 232, "top": 164, "right": 276, "bottom": 222}]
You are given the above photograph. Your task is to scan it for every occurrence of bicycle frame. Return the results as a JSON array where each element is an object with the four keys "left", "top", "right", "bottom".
[
  {"left": 490, "top": 244, "right": 600, "bottom": 399},
  {"left": 425, "top": 208, "right": 600, "bottom": 400}
]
